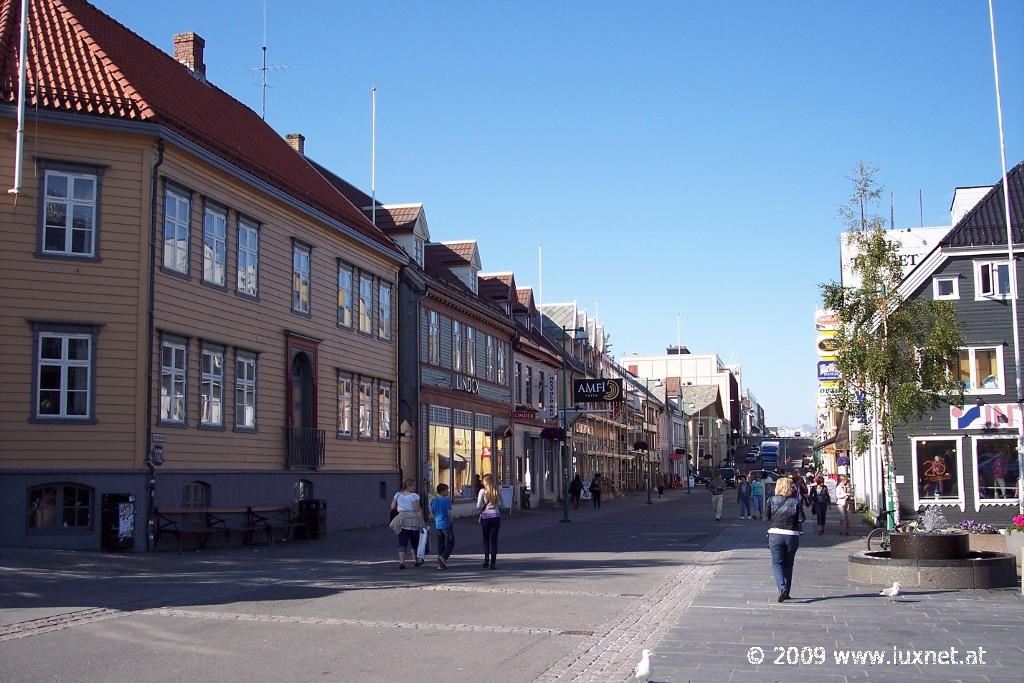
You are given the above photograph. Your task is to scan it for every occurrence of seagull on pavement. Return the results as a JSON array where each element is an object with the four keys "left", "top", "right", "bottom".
[
  {"left": 634, "top": 649, "right": 651, "bottom": 681},
  {"left": 879, "top": 581, "right": 901, "bottom": 604}
]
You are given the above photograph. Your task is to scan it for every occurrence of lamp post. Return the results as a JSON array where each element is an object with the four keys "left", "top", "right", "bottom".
[
  {"left": 680, "top": 401, "right": 691, "bottom": 494},
  {"left": 559, "top": 325, "right": 588, "bottom": 523}
]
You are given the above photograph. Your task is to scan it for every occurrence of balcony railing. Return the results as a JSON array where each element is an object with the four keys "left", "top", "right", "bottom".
[{"left": 283, "top": 427, "right": 325, "bottom": 470}]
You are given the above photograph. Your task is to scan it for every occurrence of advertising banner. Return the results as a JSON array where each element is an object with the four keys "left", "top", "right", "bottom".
[
  {"left": 817, "top": 360, "right": 840, "bottom": 381},
  {"left": 816, "top": 334, "right": 838, "bottom": 357},
  {"left": 949, "top": 403, "right": 1021, "bottom": 430},
  {"left": 573, "top": 378, "right": 624, "bottom": 403},
  {"left": 815, "top": 309, "right": 840, "bottom": 331},
  {"left": 541, "top": 373, "right": 557, "bottom": 418}
]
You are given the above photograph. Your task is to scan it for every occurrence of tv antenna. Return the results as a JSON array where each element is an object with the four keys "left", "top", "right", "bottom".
[{"left": 250, "top": 0, "right": 289, "bottom": 119}]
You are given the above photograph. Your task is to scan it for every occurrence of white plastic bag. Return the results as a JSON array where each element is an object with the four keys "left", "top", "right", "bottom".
[{"left": 417, "top": 527, "right": 429, "bottom": 558}]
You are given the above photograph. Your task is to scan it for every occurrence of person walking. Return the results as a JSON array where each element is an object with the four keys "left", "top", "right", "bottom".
[
  {"left": 750, "top": 474, "right": 765, "bottom": 520},
  {"left": 476, "top": 474, "right": 501, "bottom": 569},
  {"left": 431, "top": 483, "right": 454, "bottom": 569},
  {"left": 656, "top": 472, "right": 667, "bottom": 498},
  {"left": 709, "top": 473, "right": 726, "bottom": 521},
  {"left": 809, "top": 476, "right": 831, "bottom": 534},
  {"left": 736, "top": 475, "right": 753, "bottom": 519},
  {"left": 569, "top": 474, "right": 583, "bottom": 510},
  {"left": 834, "top": 474, "right": 852, "bottom": 536},
  {"left": 589, "top": 473, "right": 603, "bottom": 509},
  {"left": 389, "top": 478, "right": 425, "bottom": 570},
  {"left": 765, "top": 477, "right": 805, "bottom": 602}
]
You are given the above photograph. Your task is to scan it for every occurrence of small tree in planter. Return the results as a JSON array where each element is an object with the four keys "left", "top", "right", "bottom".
[{"left": 821, "top": 163, "right": 965, "bottom": 530}]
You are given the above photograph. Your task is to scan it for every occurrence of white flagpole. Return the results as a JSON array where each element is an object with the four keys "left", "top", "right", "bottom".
[
  {"left": 8, "top": 0, "right": 29, "bottom": 195},
  {"left": 987, "top": 0, "right": 1023, "bottom": 515},
  {"left": 537, "top": 243, "right": 543, "bottom": 331},
  {"left": 371, "top": 86, "right": 377, "bottom": 227}
]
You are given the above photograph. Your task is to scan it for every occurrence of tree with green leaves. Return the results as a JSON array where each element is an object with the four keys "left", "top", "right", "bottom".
[{"left": 821, "top": 162, "right": 964, "bottom": 529}]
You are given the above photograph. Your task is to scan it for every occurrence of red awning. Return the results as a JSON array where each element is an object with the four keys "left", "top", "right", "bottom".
[{"left": 670, "top": 452, "right": 684, "bottom": 461}]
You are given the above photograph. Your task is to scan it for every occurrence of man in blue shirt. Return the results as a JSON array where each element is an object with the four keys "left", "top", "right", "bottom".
[{"left": 431, "top": 484, "right": 454, "bottom": 569}]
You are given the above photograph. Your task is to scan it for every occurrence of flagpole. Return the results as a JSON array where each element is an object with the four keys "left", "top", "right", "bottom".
[
  {"left": 371, "top": 86, "right": 377, "bottom": 227},
  {"left": 537, "top": 243, "right": 543, "bottom": 331}
]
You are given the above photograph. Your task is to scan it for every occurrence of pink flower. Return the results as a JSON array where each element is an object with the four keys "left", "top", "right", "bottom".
[{"left": 1013, "top": 514, "right": 1024, "bottom": 527}]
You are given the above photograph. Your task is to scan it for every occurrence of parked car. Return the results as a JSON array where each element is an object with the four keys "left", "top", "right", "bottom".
[
  {"left": 743, "top": 453, "right": 757, "bottom": 463},
  {"left": 717, "top": 467, "right": 737, "bottom": 488}
]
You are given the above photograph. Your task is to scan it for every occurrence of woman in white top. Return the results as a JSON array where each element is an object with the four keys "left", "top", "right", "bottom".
[
  {"left": 390, "top": 479, "right": 424, "bottom": 569},
  {"left": 476, "top": 474, "right": 502, "bottom": 569},
  {"left": 834, "top": 475, "right": 852, "bottom": 536}
]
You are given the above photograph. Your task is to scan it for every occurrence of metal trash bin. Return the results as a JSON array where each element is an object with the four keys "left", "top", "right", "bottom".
[
  {"left": 298, "top": 499, "right": 327, "bottom": 539},
  {"left": 519, "top": 486, "right": 531, "bottom": 510},
  {"left": 101, "top": 493, "right": 135, "bottom": 552}
]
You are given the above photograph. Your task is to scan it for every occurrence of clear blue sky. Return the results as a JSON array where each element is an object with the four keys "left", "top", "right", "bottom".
[{"left": 99, "top": 0, "right": 1024, "bottom": 428}]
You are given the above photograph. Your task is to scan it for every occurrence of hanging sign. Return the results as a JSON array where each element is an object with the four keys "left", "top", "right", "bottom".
[
  {"left": 817, "top": 360, "right": 840, "bottom": 381},
  {"left": 573, "top": 378, "right": 623, "bottom": 402},
  {"left": 816, "top": 334, "right": 838, "bottom": 356},
  {"left": 541, "top": 374, "right": 558, "bottom": 419}
]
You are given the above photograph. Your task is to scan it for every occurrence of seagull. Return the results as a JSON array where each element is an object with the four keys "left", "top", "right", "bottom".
[
  {"left": 879, "top": 581, "right": 901, "bottom": 604},
  {"left": 634, "top": 649, "right": 651, "bottom": 681}
]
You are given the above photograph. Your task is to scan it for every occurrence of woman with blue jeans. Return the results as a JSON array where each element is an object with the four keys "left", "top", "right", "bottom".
[
  {"left": 476, "top": 474, "right": 502, "bottom": 569},
  {"left": 765, "top": 477, "right": 805, "bottom": 602}
]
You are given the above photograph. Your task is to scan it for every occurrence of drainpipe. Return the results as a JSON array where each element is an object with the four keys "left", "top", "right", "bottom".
[
  {"left": 404, "top": 270, "right": 428, "bottom": 495},
  {"left": 144, "top": 140, "right": 165, "bottom": 551}
]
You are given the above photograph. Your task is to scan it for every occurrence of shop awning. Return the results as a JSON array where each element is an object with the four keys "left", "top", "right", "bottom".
[
  {"left": 669, "top": 452, "right": 685, "bottom": 461},
  {"left": 540, "top": 427, "right": 565, "bottom": 440}
]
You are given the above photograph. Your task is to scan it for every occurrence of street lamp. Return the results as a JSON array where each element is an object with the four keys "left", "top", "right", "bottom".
[{"left": 559, "top": 325, "right": 588, "bottom": 523}]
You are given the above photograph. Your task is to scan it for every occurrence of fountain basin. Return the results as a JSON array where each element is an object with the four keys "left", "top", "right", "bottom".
[
  {"left": 889, "top": 531, "right": 969, "bottom": 560},
  {"left": 848, "top": 550, "right": 1017, "bottom": 588}
]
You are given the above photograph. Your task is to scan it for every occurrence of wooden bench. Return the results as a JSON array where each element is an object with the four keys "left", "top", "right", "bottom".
[
  {"left": 154, "top": 506, "right": 260, "bottom": 553},
  {"left": 248, "top": 506, "right": 307, "bottom": 546}
]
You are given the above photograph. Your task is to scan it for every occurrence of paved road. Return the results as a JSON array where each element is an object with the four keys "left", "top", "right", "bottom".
[{"left": 1, "top": 490, "right": 1021, "bottom": 682}]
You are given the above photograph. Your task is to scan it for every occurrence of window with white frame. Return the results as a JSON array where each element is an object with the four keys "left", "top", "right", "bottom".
[
  {"left": 497, "top": 342, "right": 507, "bottom": 385},
  {"left": 932, "top": 275, "right": 958, "bottom": 300},
  {"left": 202, "top": 204, "right": 226, "bottom": 286},
  {"left": 976, "top": 260, "right": 1012, "bottom": 299},
  {"left": 235, "top": 352, "right": 257, "bottom": 429},
  {"left": 200, "top": 346, "right": 224, "bottom": 426},
  {"left": 237, "top": 218, "right": 259, "bottom": 297},
  {"left": 337, "top": 371, "right": 353, "bottom": 437},
  {"left": 525, "top": 366, "right": 533, "bottom": 404},
  {"left": 337, "top": 262, "right": 353, "bottom": 328},
  {"left": 414, "top": 238, "right": 424, "bottom": 266},
  {"left": 428, "top": 310, "right": 440, "bottom": 364},
  {"left": 957, "top": 346, "right": 1003, "bottom": 392},
  {"left": 35, "top": 328, "right": 93, "bottom": 419},
  {"left": 292, "top": 243, "right": 311, "bottom": 314},
  {"left": 973, "top": 437, "right": 1020, "bottom": 503},
  {"left": 485, "top": 335, "right": 495, "bottom": 381},
  {"left": 163, "top": 189, "right": 190, "bottom": 274},
  {"left": 359, "top": 273, "right": 373, "bottom": 333},
  {"left": 358, "top": 378, "right": 373, "bottom": 438},
  {"left": 466, "top": 326, "right": 476, "bottom": 375},
  {"left": 378, "top": 381, "right": 393, "bottom": 440},
  {"left": 514, "top": 362, "right": 522, "bottom": 403},
  {"left": 452, "top": 321, "right": 463, "bottom": 371},
  {"left": 913, "top": 437, "right": 961, "bottom": 504},
  {"left": 378, "top": 282, "right": 392, "bottom": 340},
  {"left": 160, "top": 339, "right": 187, "bottom": 424},
  {"left": 698, "top": 420, "right": 705, "bottom": 437},
  {"left": 42, "top": 169, "right": 97, "bottom": 257},
  {"left": 538, "top": 370, "right": 545, "bottom": 405}
]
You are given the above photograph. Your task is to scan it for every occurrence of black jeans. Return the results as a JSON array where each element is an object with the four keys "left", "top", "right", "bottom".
[
  {"left": 436, "top": 527, "right": 454, "bottom": 560},
  {"left": 592, "top": 492, "right": 602, "bottom": 509},
  {"left": 481, "top": 517, "right": 500, "bottom": 562}
]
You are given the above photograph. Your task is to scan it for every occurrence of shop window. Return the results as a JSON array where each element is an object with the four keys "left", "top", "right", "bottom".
[
  {"left": 429, "top": 423, "right": 452, "bottom": 496},
  {"left": 182, "top": 481, "right": 211, "bottom": 507},
  {"left": 453, "top": 427, "right": 473, "bottom": 499},
  {"left": 27, "top": 483, "right": 92, "bottom": 530},
  {"left": 974, "top": 437, "right": 1020, "bottom": 503},
  {"left": 913, "top": 438, "right": 960, "bottom": 504}
]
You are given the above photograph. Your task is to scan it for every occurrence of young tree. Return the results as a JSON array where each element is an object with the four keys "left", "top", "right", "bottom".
[{"left": 821, "top": 163, "right": 964, "bottom": 528}]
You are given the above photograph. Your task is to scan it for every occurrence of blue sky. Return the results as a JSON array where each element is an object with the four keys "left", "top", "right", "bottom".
[{"left": 99, "top": 0, "right": 1024, "bottom": 427}]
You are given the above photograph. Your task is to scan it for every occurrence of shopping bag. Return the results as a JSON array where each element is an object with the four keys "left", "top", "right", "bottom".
[{"left": 417, "top": 528, "right": 429, "bottom": 557}]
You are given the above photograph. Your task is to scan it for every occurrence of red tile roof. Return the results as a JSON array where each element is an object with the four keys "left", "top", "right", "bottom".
[
  {"left": 478, "top": 275, "right": 511, "bottom": 303},
  {"left": 426, "top": 242, "right": 476, "bottom": 267},
  {"left": 372, "top": 205, "right": 421, "bottom": 234},
  {"left": 0, "top": 0, "right": 399, "bottom": 256}
]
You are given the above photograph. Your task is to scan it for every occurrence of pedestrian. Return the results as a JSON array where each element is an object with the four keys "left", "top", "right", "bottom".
[
  {"left": 765, "top": 477, "right": 805, "bottom": 602},
  {"left": 569, "top": 474, "right": 583, "bottom": 509},
  {"left": 431, "top": 483, "right": 454, "bottom": 570},
  {"left": 476, "top": 473, "right": 501, "bottom": 569},
  {"left": 750, "top": 474, "right": 765, "bottom": 520},
  {"left": 389, "top": 478, "right": 425, "bottom": 570},
  {"left": 590, "top": 473, "right": 603, "bottom": 509},
  {"left": 809, "top": 476, "right": 831, "bottom": 534},
  {"left": 709, "top": 472, "right": 726, "bottom": 521},
  {"left": 793, "top": 474, "right": 810, "bottom": 506},
  {"left": 834, "top": 474, "right": 852, "bottom": 536},
  {"left": 656, "top": 472, "right": 667, "bottom": 498},
  {"left": 737, "top": 474, "right": 753, "bottom": 519}
]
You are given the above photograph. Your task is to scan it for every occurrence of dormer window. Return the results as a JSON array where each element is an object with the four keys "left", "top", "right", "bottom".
[{"left": 414, "top": 238, "right": 424, "bottom": 267}]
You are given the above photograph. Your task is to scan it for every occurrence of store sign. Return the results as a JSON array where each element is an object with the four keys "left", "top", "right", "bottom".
[
  {"left": 950, "top": 403, "right": 1021, "bottom": 430},
  {"left": 541, "top": 374, "right": 557, "bottom": 418},
  {"left": 816, "top": 334, "right": 838, "bottom": 357},
  {"left": 818, "top": 383, "right": 841, "bottom": 396},
  {"left": 454, "top": 375, "right": 479, "bottom": 394},
  {"left": 512, "top": 410, "right": 537, "bottom": 420},
  {"left": 817, "top": 360, "right": 840, "bottom": 381},
  {"left": 815, "top": 309, "right": 840, "bottom": 331},
  {"left": 573, "top": 378, "right": 623, "bottom": 402}
]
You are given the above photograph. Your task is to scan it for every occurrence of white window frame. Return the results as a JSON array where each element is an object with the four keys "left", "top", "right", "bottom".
[
  {"left": 497, "top": 343, "right": 507, "bottom": 385},
  {"left": 200, "top": 346, "right": 224, "bottom": 427},
  {"left": 414, "top": 238, "right": 424, "bottom": 266},
  {"left": 466, "top": 327, "right": 476, "bottom": 376},
  {"left": 359, "top": 273, "right": 374, "bottom": 334},
  {"left": 485, "top": 335, "right": 495, "bottom": 381},
  {"left": 428, "top": 310, "right": 440, "bottom": 365},
  {"left": 202, "top": 204, "right": 227, "bottom": 286},
  {"left": 42, "top": 170, "right": 97, "bottom": 257},
  {"left": 378, "top": 381, "right": 393, "bottom": 440},
  {"left": 337, "top": 371, "right": 353, "bottom": 437},
  {"left": 931, "top": 275, "right": 959, "bottom": 300},
  {"left": 160, "top": 339, "right": 188, "bottom": 425},
  {"left": 35, "top": 332, "right": 93, "bottom": 420},
  {"left": 163, "top": 189, "right": 190, "bottom": 275},
  {"left": 910, "top": 436, "right": 965, "bottom": 511},
  {"left": 234, "top": 352, "right": 257, "bottom": 430},
  {"left": 378, "top": 282, "right": 392, "bottom": 340},
  {"left": 452, "top": 321, "right": 463, "bottom": 371},
  {"left": 358, "top": 378, "right": 373, "bottom": 439},
  {"left": 970, "top": 434, "right": 1021, "bottom": 510},
  {"left": 337, "top": 262, "right": 353, "bottom": 328},
  {"left": 237, "top": 218, "right": 259, "bottom": 297},
  {"left": 514, "top": 362, "right": 522, "bottom": 403},
  {"left": 958, "top": 345, "right": 1004, "bottom": 395},
  {"left": 974, "top": 259, "right": 1013, "bottom": 300},
  {"left": 292, "top": 243, "right": 311, "bottom": 314}
]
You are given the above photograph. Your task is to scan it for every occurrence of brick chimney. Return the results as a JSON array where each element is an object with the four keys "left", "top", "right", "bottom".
[
  {"left": 172, "top": 33, "right": 206, "bottom": 78},
  {"left": 285, "top": 133, "right": 305, "bottom": 155}
]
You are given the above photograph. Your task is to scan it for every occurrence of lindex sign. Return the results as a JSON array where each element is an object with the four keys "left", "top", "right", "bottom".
[{"left": 573, "top": 378, "right": 624, "bottom": 403}]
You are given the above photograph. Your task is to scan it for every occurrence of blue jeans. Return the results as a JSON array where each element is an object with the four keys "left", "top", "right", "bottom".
[
  {"left": 481, "top": 517, "right": 500, "bottom": 562},
  {"left": 768, "top": 533, "right": 800, "bottom": 593},
  {"left": 739, "top": 497, "right": 752, "bottom": 517},
  {"left": 436, "top": 526, "right": 454, "bottom": 560},
  {"left": 752, "top": 495, "right": 763, "bottom": 517}
]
